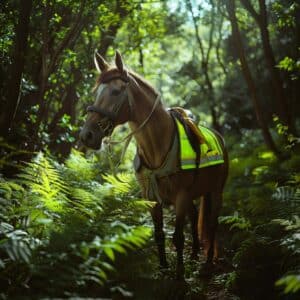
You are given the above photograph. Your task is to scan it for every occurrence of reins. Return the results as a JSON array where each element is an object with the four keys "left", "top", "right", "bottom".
[
  {"left": 88, "top": 73, "right": 161, "bottom": 167},
  {"left": 105, "top": 89, "right": 161, "bottom": 168},
  {"left": 107, "top": 92, "right": 161, "bottom": 145}
]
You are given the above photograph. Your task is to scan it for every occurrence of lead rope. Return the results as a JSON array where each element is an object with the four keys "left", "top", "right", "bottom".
[{"left": 106, "top": 84, "right": 160, "bottom": 172}]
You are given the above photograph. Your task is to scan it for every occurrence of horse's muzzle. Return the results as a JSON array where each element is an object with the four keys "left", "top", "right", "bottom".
[{"left": 79, "top": 127, "right": 102, "bottom": 150}]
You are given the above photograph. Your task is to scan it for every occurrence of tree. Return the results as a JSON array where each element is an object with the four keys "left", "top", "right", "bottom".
[
  {"left": 0, "top": 0, "right": 33, "bottom": 138},
  {"left": 225, "top": 0, "right": 280, "bottom": 156},
  {"left": 186, "top": 0, "right": 222, "bottom": 132},
  {"left": 239, "top": 0, "right": 292, "bottom": 129}
]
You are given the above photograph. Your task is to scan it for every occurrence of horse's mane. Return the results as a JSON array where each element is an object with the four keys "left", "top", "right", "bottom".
[{"left": 128, "top": 70, "right": 159, "bottom": 96}]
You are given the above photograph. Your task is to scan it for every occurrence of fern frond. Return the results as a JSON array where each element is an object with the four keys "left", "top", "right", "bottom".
[
  {"left": 68, "top": 188, "right": 102, "bottom": 217},
  {"left": 102, "top": 172, "right": 133, "bottom": 195},
  {"left": 65, "top": 149, "right": 97, "bottom": 181},
  {"left": 0, "top": 180, "right": 24, "bottom": 200},
  {"left": 276, "top": 273, "right": 300, "bottom": 294},
  {"left": 0, "top": 221, "right": 40, "bottom": 264},
  {"left": 219, "top": 212, "right": 251, "bottom": 231},
  {"left": 17, "top": 152, "right": 68, "bottom": 213}
]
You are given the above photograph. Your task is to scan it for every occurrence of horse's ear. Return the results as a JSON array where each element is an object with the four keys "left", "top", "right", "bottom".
[
  {"left": 94, "top": 50, "right": 109, "bottom": 73},
  {"left": 115, "top": 50, "right": 124, "bottom": 72}
]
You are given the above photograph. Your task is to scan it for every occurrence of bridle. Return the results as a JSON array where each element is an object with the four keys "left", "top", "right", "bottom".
[
  {"left": 86, "top": 71, "right": 161, "bottom": 142},
  {"left": 85, "top": 70, "right": 161, "bottom": 170},
  {"left": 86, "top": 73, "right": 131, "bottom": 137}
]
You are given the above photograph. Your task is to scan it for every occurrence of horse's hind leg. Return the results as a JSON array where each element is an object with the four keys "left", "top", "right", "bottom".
[
  {"left": 198, "top": 194, "right": 211, "bottom": 257},
  {"left": 206, "top": 191, "right": 222, "bottom": 266},
  {"left": 188, "top": 201, "right": 199, "bottom": 259},
  {"left": 173, "top": 194, "right": 187, "bottom": 280},
  {"left": 151, "top": 203, "right": 168, "bottom": 268}
]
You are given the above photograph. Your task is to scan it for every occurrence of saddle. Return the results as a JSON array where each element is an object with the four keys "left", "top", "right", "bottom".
[{"left": 169, "top": 107, "right": 206, "bottom": 169}]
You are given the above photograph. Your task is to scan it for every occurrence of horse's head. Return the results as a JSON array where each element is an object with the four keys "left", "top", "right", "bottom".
[{"left": 80, "top": 51, "right": 131, "bottom": 149}]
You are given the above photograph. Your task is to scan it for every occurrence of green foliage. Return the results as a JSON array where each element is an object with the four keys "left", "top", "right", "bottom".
[
  {"left": 0, "top": 221, "right": 39, "bottom": 264},
  {"left": 0, "top": 150, "right": 152, "bottom": 298},
  {"left": 276, "top": 274, "right": 300, "bottom": 294},
  {"left": 277, "top": 56, "right": 299, "bottom": 72},
  {"left": 219, "top": 212, "right": 251, "bottom": 231},
  {"left": 221, "top": 130, "right": 300, "bottom": 299},
  {"left": 272, "top": 1, "right": 299, "bottom": 29},
  {"left": 19, "top": 153, "right": 68, "bottom": 213},
  {"left": 0, "top": 0, "right": 299, "bottom": 298},
  {"left": 273, "top": 115, "right": 300, "bottom": 148}
]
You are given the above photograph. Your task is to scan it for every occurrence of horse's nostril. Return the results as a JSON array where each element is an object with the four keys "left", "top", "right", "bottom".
[
  {"left": 80, "top": 129, "right": 94, "bottom": 144},
  {"left": 86, "top": 131, "right": 93, "bottom": 141}
]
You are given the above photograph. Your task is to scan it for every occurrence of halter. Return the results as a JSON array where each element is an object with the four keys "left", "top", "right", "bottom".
[
  {"left": 86, "top": 73, "right": 131, "bottom": 136},
  {"left": 86, "top": 69, "right": 162, "bottom": 174},
  {"left": 86, "top": 70, "right": 161, "bottom": 140}
]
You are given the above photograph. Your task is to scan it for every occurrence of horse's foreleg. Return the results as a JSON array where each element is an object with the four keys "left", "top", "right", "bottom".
[
  {"left": 173, "top": 196, "right": 187, "bottom": 280},
  {"left": 188, "top": 201, "right": 199, "bottom": 259},
  {"left": 206, "top": 191, "right": 222, "bottom": 266},
  {"left": 151, "top": 203, "right": 168, "bottom": 268}
]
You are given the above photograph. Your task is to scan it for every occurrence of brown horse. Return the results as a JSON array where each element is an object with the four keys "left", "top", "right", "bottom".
[{"left": 80, "top": 51, "right": 228, "bottom": 279}]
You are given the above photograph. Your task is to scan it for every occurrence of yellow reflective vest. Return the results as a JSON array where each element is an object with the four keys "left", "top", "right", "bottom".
[{"left": 175, "top": 119, "right": 224, "bottom": 170}]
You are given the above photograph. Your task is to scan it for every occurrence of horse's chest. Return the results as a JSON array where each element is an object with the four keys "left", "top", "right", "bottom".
[
  {"left": 135, "top": 169, "right": 191, "bottom": 205},
  {"left": 136, "top": 169, "right": 173, "bottom": 203}
]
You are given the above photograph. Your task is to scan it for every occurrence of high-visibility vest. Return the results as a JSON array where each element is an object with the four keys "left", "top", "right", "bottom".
[{"left": 175, "top": 119, "right": 224, "bottom": 170}]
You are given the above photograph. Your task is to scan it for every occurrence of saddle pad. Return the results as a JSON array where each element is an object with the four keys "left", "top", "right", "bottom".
[{"left": 175, "top": 119, "right": 224, "bottom": 170}]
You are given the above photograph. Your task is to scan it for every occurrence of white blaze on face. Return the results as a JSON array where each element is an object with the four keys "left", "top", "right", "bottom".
[{"left": 95, "top": 83, "right": 108, "bottom": 105}]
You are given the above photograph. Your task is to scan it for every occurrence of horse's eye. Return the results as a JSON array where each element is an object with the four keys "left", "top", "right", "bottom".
[{"left": 111, "top": 88, "right": 121, "bottom": 96}]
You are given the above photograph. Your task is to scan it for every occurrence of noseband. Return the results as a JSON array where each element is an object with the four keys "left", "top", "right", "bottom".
[{"left": 86, "top": 74, "right": 131, "bottom": 136}]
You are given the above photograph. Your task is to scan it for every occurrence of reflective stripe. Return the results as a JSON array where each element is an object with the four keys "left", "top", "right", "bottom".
[
  {"left": 175, "top": 119, "right": 224, "bottom": 170},
  {"left": 176, "top": 119, "right": 195, "bottom": 164}
]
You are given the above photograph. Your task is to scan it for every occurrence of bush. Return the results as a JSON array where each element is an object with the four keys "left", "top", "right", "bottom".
[{"left": 0, "top": 150, "right": 153, "bottom": 298}]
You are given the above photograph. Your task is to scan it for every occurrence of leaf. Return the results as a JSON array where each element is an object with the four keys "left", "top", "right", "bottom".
[
  {"left": 102, "top": 173, "right": 133, "bottom": 194},
  {"left": 276, "top": 274, "right": 300, "bottom": 294},
  {"left": 103, "top": 246, "right": 115, "bottom": 261}
]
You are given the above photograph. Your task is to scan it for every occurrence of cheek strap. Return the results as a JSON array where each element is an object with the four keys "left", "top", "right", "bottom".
[{"left": 87, "top": 84, "right": 131, "bottom": 122}]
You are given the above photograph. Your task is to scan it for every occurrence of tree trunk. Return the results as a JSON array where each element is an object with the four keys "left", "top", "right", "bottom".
[
  {"left": 186, "top": 0, "right": 222, "bottom": 133},
  {"left": 0, "top": 0, "right": 33, "bottom": 138},
  {"left": 215, "top": 14, "right": 227, "bottom": 76},
  {"left": 226, "top": 0, "right": 280, "bottom": 157},
  {"left": 258, "top": 0, "right": 290, "bottom": 127},
  {"left": 240, "top": 0, "right": 291, "bottom": 128}
]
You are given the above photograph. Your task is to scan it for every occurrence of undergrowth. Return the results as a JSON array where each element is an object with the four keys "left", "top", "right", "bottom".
[
  {"left": 220, "top": 129, "right": 300, "bottom": 299},
  {"left": 0, "top": 150, "right": 153, "bottom": 298},
  {"left": 1, "top": 127, "right": 300, "bottom": 299}
]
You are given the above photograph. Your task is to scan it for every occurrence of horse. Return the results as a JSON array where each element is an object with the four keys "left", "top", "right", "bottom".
[{"left": 79, "top": 51, "right": 228, "bottom": 279}]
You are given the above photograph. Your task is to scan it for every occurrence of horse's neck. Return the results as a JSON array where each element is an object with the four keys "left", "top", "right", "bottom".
[{"left": 128, "top": 87, "right": 174, "bottom": 169}]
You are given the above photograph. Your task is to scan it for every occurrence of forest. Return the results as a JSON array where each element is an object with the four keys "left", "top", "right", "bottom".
[{"left": 0, "top": 0, "right": 299, "bottom": 299}]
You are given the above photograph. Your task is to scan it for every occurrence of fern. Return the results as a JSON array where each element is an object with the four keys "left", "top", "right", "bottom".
[
  {"left": 0, "top": 149, "right": 154, "bottom": 297},
  {"left": 18, "top": 153, "right": 68, "bottom": 213},
  {"left": 65, "top": 149, "right": 98, "bottom": 181},
  {"left": 276, "top": 273, "right": 300, "bottom": 294},
  {"left": 0, "top": 221, "right": 40, "bottom": 264},
  {"left": 219, "top": 212, "right": 251, "bottom": 231},
  {"left": 102, "top": 172, "right": 133, "bottom": 195},
  {"left": 76, "top": 225, "right": 152, "bottom": 285}
]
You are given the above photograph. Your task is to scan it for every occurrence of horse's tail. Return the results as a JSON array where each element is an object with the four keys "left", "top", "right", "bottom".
[{"left": 197, "top": 193, "right": 218, "bottom": 258}]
